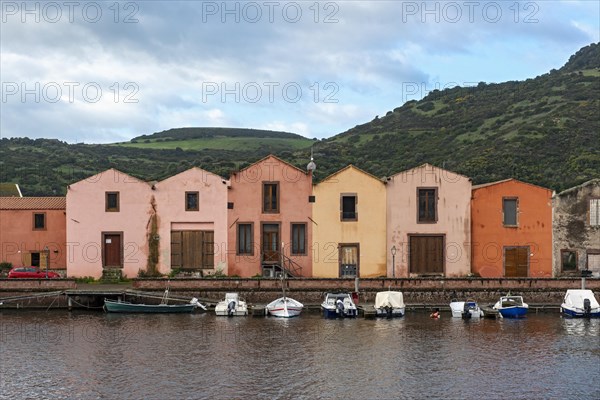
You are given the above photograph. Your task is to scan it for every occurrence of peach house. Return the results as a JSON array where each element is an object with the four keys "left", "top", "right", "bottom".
[
  {"left": 386, "top": 164, "right": 472, "bottom": 277},
  {"left": 0, "top": 197, "right": 67, "bottom": 271},
  {"left": 66, "top": 169, "right": 153, "bottom": 279},
  {"left": 227, "top": 155, "right": 313, "bottom": 277},
  {"left": 471, "top": 179, "right": 553, "bottom": 278},
  {"left": 312, "top": 165, "right": 387, "bottom": 278},
  {"left": 153, "top": 167, "right": 229, "bottom": 275}
]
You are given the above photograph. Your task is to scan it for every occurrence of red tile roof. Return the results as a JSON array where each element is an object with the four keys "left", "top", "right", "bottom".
[{"left": 0, "top": 197, "right": 66, "bottom": 210}]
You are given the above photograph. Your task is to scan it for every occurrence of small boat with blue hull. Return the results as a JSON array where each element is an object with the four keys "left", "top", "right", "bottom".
[
  {"left": 321, "top": 293, "right": 358, "bottom": 318},
  {"left": 561, "top": 289, "right": 600, "bottom": 318},
  {"left": 493, "top": 295, "right": 528, "bottom": 318}
]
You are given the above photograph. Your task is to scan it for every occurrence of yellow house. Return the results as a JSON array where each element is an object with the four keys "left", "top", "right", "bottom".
[{"left": 312, "top": 165, "right": 387, "bottom": 278}]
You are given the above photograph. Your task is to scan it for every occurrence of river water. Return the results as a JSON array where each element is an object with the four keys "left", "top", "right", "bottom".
[{"left": 1, "top": 311, "right": 598, "bottom": 400}]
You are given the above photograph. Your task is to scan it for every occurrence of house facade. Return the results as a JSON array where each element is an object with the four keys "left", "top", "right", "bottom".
[
  {"left": 227, "top": 155, "right": 313, "bottom": 277},
  {"left": 312, "top": 165, "right": 387, "bottom": 278},
  {"left": 386, "top": 164, "right": 471, "bottom": 277},
  {"left": 0, "top": 197, "right": 67, "bottom": 271},
  {"left": 66, "top": 169, "right": 153, "bottom": 279},
  {"left": 153, "top": 167, "right": 229, "bottom": 275},
  {"left": 553, "top": 179, "right": 600, "bottom": 277},
  {"left": 471, "top": 179, "right": 553, "bottom": 278}
]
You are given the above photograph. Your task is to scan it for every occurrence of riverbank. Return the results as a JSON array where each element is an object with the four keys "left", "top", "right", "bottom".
[{"left": 1, "top": 277, "right": 597, "bottom": 309}]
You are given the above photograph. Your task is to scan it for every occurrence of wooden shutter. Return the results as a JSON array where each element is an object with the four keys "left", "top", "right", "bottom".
[
  {"left": 171, "top": 231, "right": 183, "bottom": 268},
  {"left": 202, "top": 231, "right": 215, "bottom": 268}
]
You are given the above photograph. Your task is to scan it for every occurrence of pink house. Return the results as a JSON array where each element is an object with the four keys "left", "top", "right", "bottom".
[
  {"left": 0, "top": 197, "right": 67, "bottom": 272},
  {"left": 66, "top": 169, "right": 153, "bottom": 279},
  {"left": 227, "top": 155, "right": 313, "bottom": 277},
  {"left": 386, "top": 164, "right": 472, "bottom": 277},
  {"left": 153, "top": 167, "right": 229, "bottom": 275}
]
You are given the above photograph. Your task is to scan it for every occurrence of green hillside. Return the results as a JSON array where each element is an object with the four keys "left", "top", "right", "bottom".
[{"left": 0, "top": 43, "right": 598, "bottom": 195}]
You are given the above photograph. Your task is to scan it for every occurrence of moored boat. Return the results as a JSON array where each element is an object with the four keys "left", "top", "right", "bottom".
[
  {"left": 321, "top": 293, "right": 357, "bottom": 318},
  {"left": 450, "top": 298, "right": 484, "bottom": 319},
  {"left": 266, "top": 296, "right": 304, "bottom": 318},
  {"left": 493, "top": 295, "right": 528, "bottom": 318},
  {"left": 215, "top": 293, "right": 248, "bottom": 316},
  {"left": 104, "top": 299, "right": 200, "bottom": 313},
  {"left": 374, "top": 290, "right": 405, "bottom": 318},
  {"left": 561, "top": 289, "right": 600, "bottom": 318}
]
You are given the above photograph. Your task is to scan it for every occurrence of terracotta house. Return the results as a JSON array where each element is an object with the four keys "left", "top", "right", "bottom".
[
  {"left": 553, "top": 179, "right": 600, "bottom": 277},
  {"left": 153, "top": 167, "right": 229, "bottom": 275},
  {"left": 66, "top": 169, "right": 153, "bottom": 279},
  {"left": 386, "top": 164, "right": 471, "bottom": 277},
  {"left": 471, "top": 179, "right": 553, "bottom": 278},
  {"left": 227, "top": 155, "right": 313, "bottom": 277},
  {"left": 312, "top": 165, "right": 387, "bottom": 278},
  {"left": 0, "top": 197, "right": 67, "bottom": 272}
]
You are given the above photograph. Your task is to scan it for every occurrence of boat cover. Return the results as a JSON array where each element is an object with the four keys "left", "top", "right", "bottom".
[
  {"left": 563, "top": 290, "right": 600, "bottom": 308},
  {"left": 375, "top": 291, "right": 405, "bottom": 309}
]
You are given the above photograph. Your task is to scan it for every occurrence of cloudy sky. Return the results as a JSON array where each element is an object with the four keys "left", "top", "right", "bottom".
[{"left": 1, "top": 1, "right": 598, "bottom": 143}]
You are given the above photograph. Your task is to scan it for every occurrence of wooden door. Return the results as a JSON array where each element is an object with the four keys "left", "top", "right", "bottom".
[
  {"left": 103, "top": 233, "right": 123, "bottom": 268},
  {"left": 504, "top": 247, "right": 529, "bottom": 277},
  {"left": 171, "top": 230, "right": 214, "bottom": 269},
  {"left": 409, "top": 235, "right": 444, "bottom": 274},
  {"left": 262, "top": 224, "right": 279, "bottom": 262},
  {"left": 339, "top": 244, "right": 359, "bottom": 277}
]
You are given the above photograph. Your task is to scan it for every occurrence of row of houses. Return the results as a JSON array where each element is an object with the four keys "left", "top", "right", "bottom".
[{"left": 1, "top": 155, "right": 598, "bottom": 279}]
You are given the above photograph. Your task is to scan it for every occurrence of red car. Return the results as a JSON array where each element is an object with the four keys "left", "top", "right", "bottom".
[{"left": 7, "top": 267, "right": 60, "bottom": 279}]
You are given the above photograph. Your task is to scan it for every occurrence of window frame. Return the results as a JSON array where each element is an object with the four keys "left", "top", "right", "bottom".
[
  {"left": 590, "top": 198, "right": 600, "bottom": 227},
  {"left": 32, "top": 212, "right": 46, "bottom": 230},
  {"left": 417, "top": 187, "right": 438, "bottom": 224},
  {"left": 290, "top": 222, "right": 307, "bottom": 256},
  {"left": 105, "top": 191, "right": 120, "bottom": 212},
  {"left": 560, "top": 249, "right": 578, "bottom": 272},
  {"left": 340, "top": 193, "right": 358, "bottom": 221},
  {"left": 502, "top": 197, "right": 519, "bottom": 227},
  {"left": 236, "top": 222, "right": 254, "bottom": 256},
  {"left": 262, "top": 182, "right": 280, "bottom": 213},
  {"left": 185, "top": 191, "right": 199, "bottom": 211}
]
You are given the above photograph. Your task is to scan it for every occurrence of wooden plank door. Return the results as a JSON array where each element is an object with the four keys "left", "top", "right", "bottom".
[
  {"left": 103, "top": 233, "right": 123, "bottom": 268},
  {"left": 504, "top": 247, "right": 529, "bottom": 277},
  {"left": 202, "top": 231, "right": 215, "bottom": 269},
  {"left": 262, "top": 224, "right": 280, "bottom": 262},
  {"left": 409, "top": 235, "right": 444, "bottom": 274},
  {"left": 171, "top": 230, "right": 214, "bottom": 269}
]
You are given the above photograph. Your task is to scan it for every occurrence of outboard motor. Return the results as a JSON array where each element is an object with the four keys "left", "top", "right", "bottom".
[
  {"left": 462, "top": 302, "right": 472, "bottom": 319},
  {"left": 336, "top": 299, "right": 345, "bottom": 317},
  {"left": 385, "top": 306, "right": 393, "bottom": 319},
  {"left": 227, "top": 300, "right": 237, "bottom": 317},
  {"left": 583, "top": 298, "right": 591, "bottom": 318}
]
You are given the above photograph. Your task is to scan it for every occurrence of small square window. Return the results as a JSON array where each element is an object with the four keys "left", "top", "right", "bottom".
[
  {"left": 185, "top": 191, "right": 199, "bottom": 211},
  {"left": 33, "top": 213, "right": 46, "bottom": 230},
  {"left": 503, "top": 198, "right": 518, "bottom": 226},
  {"left": 106, "top": 192, "right": 119, "bottom": 212}
]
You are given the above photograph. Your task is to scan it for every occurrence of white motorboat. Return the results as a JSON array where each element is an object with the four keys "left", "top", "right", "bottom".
[
  {"left": 449, "top": 298, "right": 484, "bottom": 319},
  {"left": 215, "top": 293, "right": 248, "bottom": 316},
  {"left": 266, "top": 296, "right": 304, "bottom": 318},
  {"left": 561, "top": 289, "right": 600, "bottom": 318},
  {"left": 321, "top": 293, "right": 358, "bottom": 318},
  {"left": 493, "top": 295, "right": 528, "bottom": 318},
  {"left": 374, "top": 290, "right": 405, "bottom": 318}
]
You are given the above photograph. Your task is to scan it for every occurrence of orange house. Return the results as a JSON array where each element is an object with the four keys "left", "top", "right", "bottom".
[
  {"left": 227, "top": 155, "right": 313, "bottom": 277},
  {"left": 471, "top": 179, "right": 553, "bottom": 277},
  {"left": 0, "top": 197, "right": 67, "bottom": 271}
]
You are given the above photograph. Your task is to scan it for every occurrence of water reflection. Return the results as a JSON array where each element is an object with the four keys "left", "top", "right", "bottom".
[{"left": 0, "top": 311, "right": 598, "bottom": 400}]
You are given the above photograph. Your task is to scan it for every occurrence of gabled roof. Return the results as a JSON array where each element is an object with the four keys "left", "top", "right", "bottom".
[
  {"left": 0, "top": 183, "right": 22, "bottom": 197},
  {"left": 318, "top": 164, "right": 384, "bottom": 184},
  {"left": 0, "top": 197, "right": 66, "bottom": 210},
  {"left": 156, "top": 166, "right": 227, "bottom": 186},
  {"left": 231, "top": 154, "right": 308, "bottom": 177},
  {"left": 554, "top": 178, "right": 600, "bottom": 198},
  {"left": 69, "top": 168, "right": 150, "bottom": 187},
  {"left": 472, "top": 178, "right": 552, "bottom": 192},
  {"left": 389, "top": 163, "right": 471, "bottom": 180}
]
